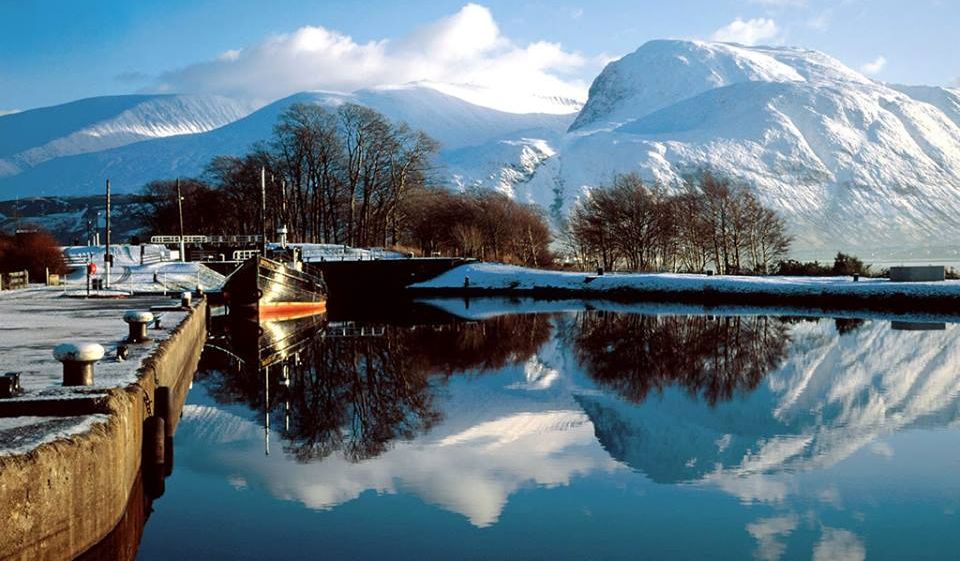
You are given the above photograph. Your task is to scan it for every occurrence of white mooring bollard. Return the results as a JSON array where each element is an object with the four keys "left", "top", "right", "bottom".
[
  {"left": 123, "top": 310, "right": 155, "bottom": 343},
  {"left": 53, "top": 343, "right": 105, "bottom": 386}
]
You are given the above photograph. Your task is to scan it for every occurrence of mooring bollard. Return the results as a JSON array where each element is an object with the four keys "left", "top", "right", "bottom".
[
  {"left": 123, "top": 310, "right": 155, "bottom": 343},
  {"left": 53, "top": 343, "right": 105, "bottom": 386},
  {"left": 0, "top": 372, "right": 22, "bottom": 398},
  {"left": 181, "top": 291, "right": 192, "bottom": 308},
  {"left": 464, "top": 276, "right": 470, "bottom": 289}
]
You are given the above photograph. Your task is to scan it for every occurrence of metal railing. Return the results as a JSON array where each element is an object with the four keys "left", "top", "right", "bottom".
[{"left": 150, "top": 235, "right": 262, "bottom": 245}]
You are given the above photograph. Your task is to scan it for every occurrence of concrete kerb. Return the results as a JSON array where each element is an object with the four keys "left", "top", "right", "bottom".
[{"left": 0, "top": 299, "right": 208, "bottom": 561}]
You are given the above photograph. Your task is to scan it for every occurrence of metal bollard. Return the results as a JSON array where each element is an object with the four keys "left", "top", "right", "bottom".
[
  {"left": 181, "top": 291, "right": 192, "bottom": 308},
  {"left": 0, "top": 372, "right": 22, "bottom": 398},
  {"left": 53, "top": 343, "right": 105, "bottom": 386},
  {"left": 123, "top": 310, "right": 155, "bottom": 343}
]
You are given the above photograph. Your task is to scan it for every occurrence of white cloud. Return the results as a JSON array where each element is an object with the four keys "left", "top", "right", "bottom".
[
  {"left": 217, "top": 49, "right": 241, "bottom": 62},
  {"left": 747, "top": 515, "right": 798, "bottom": 561},
  {"left": 152, "top": 3, "right": 589, "bottom": 114},
  {"left": 711, "top": 17, "right": 781, "bottom": 46},
  {"left": 813, "top": 528, "right": 866, "bottom": 561},
  {"left": 859, "top": 55, "right": 887, "bottom": 75},
  {"left": 0, "top": 109, "right": 21, "bottom": 117}
]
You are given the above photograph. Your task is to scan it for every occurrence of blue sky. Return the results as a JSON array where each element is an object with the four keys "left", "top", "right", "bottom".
[{"left": 1, "top": 0, "right": 957, "bottom": 112}]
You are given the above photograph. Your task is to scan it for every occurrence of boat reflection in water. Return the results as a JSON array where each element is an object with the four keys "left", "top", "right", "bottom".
[{"left": 201, "top": 307, "right": 552, "bottom": 461}]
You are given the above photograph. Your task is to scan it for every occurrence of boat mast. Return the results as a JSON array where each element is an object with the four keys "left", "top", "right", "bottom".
[
  {"left": 259, "top": 166, "right": 267, "bottom": 256},
  {"left": 176, "top": 177, "right": 185, "bottom": 262},
  {"left": 105, "top": 178, "right": 111, "bottom": 288}
]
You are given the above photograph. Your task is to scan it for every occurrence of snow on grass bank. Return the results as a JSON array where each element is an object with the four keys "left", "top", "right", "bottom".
[{"left": 411, "top": 262, "right": 960, "bottom": 298}]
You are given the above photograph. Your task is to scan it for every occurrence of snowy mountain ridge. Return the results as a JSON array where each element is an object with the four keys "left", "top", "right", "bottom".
[
  {"left": 0, "top": 94, "right": 256, "bottom": 177},
  {"left": 519, "top": 40, "right": 960, "bottom": 250},
  {"left": 4, "top": 40, "right": 960, "bottom": 251}
]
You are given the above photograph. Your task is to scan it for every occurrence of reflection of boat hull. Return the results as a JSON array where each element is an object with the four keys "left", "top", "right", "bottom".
[
  {"left": 224, "top": 312, "right": 327, "bottom": 369},
  {"left": 223, "top": 256, "right": 327, "bottom": 321}
]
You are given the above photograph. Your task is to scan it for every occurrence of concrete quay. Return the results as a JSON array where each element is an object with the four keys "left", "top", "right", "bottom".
[{"left": 0, "top": 287, "right": 207, "bottom": 560}]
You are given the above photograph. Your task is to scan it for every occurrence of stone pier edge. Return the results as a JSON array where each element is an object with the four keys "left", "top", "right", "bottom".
[{"left": 0, "top": 299, "right": 208, "bottom": 561}]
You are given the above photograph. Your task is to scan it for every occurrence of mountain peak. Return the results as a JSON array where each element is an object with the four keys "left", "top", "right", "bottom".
[{"left": 569, "top": 39, "right": 869, "bottom": 133}]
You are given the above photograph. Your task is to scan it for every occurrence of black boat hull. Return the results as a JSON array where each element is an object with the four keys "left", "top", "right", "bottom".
[{"left": 223, "top": 256, "right": 327, "bottom": 321}]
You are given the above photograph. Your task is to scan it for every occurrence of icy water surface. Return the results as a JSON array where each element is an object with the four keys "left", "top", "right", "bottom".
[{"left": 133, "top": 301, "right": 960, "bottom": 560}]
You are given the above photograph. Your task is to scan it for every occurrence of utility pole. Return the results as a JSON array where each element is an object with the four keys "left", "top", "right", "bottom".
[
  {"left": 105, "top": 179, "right": 112, "bottom": 289},
  {"left": 176, "top": 177, "right": 186, "bottom": 262}
]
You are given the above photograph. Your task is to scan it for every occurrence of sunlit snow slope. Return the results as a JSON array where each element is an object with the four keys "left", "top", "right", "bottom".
[
  {"left": 524, "top": 40, "right": 960, "bottom": 250},
  {"left": 0, "top": 94, "right": 255, "bottom": 177}
]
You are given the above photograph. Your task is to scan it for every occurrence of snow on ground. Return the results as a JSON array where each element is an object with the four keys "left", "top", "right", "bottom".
[
  {"left": 61, "top": 245, "right": 225, "bottom": 293},
  {"left": 0, "top": 288, "right": 192, "bottom": 455},
  {"left": 0, "top": 287, "right": 187, "bottom": 396},
  {"left": 0, "top": 414, "right": 109, "bottom": 457},
  {"left": 412, "top": 262, "right": 960, "bottom": 297}
]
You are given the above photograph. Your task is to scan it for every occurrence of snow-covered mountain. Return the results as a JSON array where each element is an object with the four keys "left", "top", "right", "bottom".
[
  {"left": 522, "top": 40, "right": 960, "bottom": 250},
  {"left": 0, "top": 85, "right": 571, "bottom": 199},
  {"left": 4, "top": 40, "right": 960, "bottom": 251},
  {"left": 0, "top": 94, "right": 255, "bottom": 177}
]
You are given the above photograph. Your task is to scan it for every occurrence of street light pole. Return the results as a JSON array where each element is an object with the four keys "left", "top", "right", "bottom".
[{"left": 176, "top": 177, "right": 185, "bottom": 262}]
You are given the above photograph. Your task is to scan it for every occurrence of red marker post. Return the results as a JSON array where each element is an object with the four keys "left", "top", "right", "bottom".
[{"left": 86, "top": 262, "right": 97, "bottom": 297}]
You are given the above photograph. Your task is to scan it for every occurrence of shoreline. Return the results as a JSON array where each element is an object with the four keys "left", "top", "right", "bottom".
[{"left": 408, "top": 263, "right": 960, "bottom": 314}]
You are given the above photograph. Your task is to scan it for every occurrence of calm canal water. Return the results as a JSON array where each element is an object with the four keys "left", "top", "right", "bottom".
[{"left": 133, "top": 300, "right": 960, "bottom": 560}]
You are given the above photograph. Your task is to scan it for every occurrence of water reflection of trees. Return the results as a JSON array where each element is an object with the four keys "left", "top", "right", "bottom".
[
  {"left": 199, "top": 313, "right": 553, "bottom": 463},
  {"left": 573, "top": 313, "right": 790, "bottom": 405}
]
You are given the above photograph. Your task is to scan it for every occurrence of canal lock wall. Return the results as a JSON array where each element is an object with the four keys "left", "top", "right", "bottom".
[{"left": 0, "top": 299, "right": 207, "bottom": 561}]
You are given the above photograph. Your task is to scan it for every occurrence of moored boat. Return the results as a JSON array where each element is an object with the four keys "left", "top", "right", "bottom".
[{"left": 222, "top": 255, "right": 327, "bottom": 321}]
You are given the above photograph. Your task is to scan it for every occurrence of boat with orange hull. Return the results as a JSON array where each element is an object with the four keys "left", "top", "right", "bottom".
[{"left": 222, "top": 255, "right": 327, "bottom": 322}]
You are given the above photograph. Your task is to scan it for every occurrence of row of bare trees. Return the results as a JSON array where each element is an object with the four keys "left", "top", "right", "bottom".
[
  {"left": 141, "top": 102, "right": 554, "bottom": 266},
  {"left": 402, "top": 188, "right": 553, "bottom": 266},
  {"left": 568, "top": 172, "right": 791, "bottom": 273},
  {"left": 142, "top": 102, "right": 437, "bottom": 249}
]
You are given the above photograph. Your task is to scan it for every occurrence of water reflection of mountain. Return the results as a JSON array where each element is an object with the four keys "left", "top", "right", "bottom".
[
  {"left": 578, "top": 318, "right": 960, "bottom": 485},
  {"left": 179, "top": 308, "right": 960, "bottom": 531}
]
